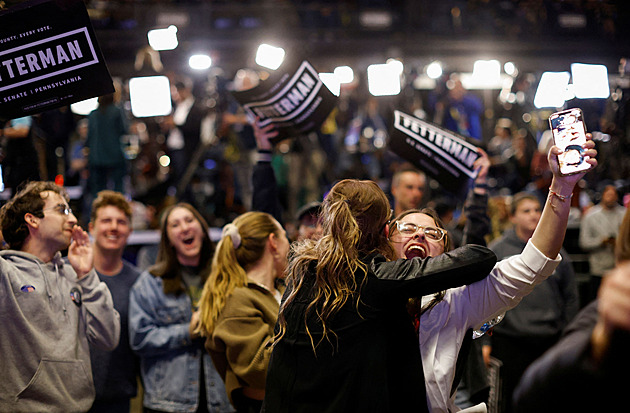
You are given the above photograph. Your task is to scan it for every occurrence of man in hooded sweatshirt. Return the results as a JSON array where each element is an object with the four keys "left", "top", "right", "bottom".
[{"left": 0, "top": 181, "right": 120, "bottom": 413}]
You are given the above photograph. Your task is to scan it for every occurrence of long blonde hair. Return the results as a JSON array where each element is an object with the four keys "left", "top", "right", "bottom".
[
  {"left": 274, "top": 179, "right": 395, "bottom": 351},
  {"left": 197, "top": 211, "right": 280, "bottom": 336}
]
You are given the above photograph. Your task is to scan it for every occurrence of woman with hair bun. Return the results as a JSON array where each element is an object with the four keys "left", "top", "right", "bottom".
[
  {"left": 197, "top": 211, "right": 289, "bottom": 413},
  {"left": 262, "top": 179, "right": 497, "bottom": 413}
]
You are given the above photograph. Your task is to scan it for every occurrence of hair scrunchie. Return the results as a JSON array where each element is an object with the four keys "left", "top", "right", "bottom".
[{"left": 222, "top": 223, "right": 242, "bottom": 249}]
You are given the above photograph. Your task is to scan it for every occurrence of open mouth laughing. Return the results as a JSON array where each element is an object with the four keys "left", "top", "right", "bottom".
[{"left": 405, "top": 243, "right": 427, "bottom": 259}]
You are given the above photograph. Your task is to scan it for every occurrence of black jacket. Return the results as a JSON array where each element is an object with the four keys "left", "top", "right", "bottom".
[{"left": 262, "top": 245, "right": 497, "bottom": 413}]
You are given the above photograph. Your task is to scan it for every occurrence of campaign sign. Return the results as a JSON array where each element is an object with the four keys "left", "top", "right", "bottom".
[
  {"left": 231, "top": 60, "right": 337, "bottom": 142},
  {"left": 390, "top": 110, "right": 481, "bottom": 195},
  {"left": 0, "top": 0, "right": 114, "bottom": 121}
]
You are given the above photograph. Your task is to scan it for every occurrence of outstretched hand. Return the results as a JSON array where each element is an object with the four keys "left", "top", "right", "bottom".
[
  {"left": 67, "top": 225, "right": 94, "bottom": 280},
  {"left": 547, "top": 132, "right": 598, "bottom": 192}
]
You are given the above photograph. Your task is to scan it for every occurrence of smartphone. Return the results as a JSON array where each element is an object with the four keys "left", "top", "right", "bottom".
[{"left": 549, "top": 108, "right": 590, "bottom": 175}]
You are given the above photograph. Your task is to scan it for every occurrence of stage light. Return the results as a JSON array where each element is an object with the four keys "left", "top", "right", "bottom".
[
  {"left": 533, "top": 71, "right": 570, "bottom": 108},
  {"left": 255, "top": 44, "right": 285, "bottom": 70},
  {"left": 129, "top": 76, "right": 172, "bottom": 117},
  {"left": 426, "top": 61, "right": 443, "bottom": 79},
  {"left": 387, "top": 58, "right": 404, "bottom": 75},
  {"left": 504, "top": 62, "right": 517, "bottom": 76},
  {"left": 147, "top": 25, "right": 178, "bottom": 51},
  {"left": 334, "top": 66, "right": 354, "bottom": 84},
  {"left": 70, "top": 97, "right": 99, "bottom": 115},
  {"left": 189, "top": 54, "right": 212, "bottom": 70},
  {"left": 472, "top": 59, "right": 501, "bottom": 87},
  {"left": 319, "top": 73, "right": 340, "bottom": 96},
  {"left": 159, "top": 154, "right": 171, "bottom": 167},
  {"left": 571, "top": 63, "right": 610, "bottom": 99},
  {"left": 367, "top": 62, "right": 401, "bottom": 96}
]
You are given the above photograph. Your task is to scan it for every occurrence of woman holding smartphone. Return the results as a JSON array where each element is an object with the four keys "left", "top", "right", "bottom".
[
  {"left": 388, "top": 138, "right": 597, "bottom": 412},
  {"left": 263, "top": 179, "right": 497, "bottom": 412}
]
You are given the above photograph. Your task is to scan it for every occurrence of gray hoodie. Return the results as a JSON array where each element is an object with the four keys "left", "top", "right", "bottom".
[{"left": 0, "top": 250, "right": 120, "bottom": 413}]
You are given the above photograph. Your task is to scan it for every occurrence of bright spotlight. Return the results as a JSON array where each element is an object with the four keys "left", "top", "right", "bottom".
[
  {"left": 70, "top": 97, "right": 99, "bottom": 115},
  {"left": 334, "top": 66, "right": 354, "bottom": 84},
  {"left": 129, "top": 76, "right": 173, "bottom": 117},
  {"left": 571, "top": 63, "right": 610, "bottom": 99},
  {"left": 504, "top": 62, "right": 517, "bottom": 76},
  {"left": 533, "top": 71, "right": 570, "bottom": 108},
  {"left": 472, "top": 59, "right": 501, "bottom": 86},
  {"left": 147, "top": 25, "right": 178, "bottom": 51},
  {"left": 189, "top": 54, "right": 212, "bottom": 70},
  {"left": 159, "top": 154, "right": 171, "bottom": 167},
  {"left": 367, "top": 63, "right": 401, "bottom": 96},
  {"left": 426, "top": 61, "right": 443, "bottom": 79},
  {"left": 255, "top": 44, "right": 285, "bottom": 70},
  {"left": 387, "top": 58, "right": 404, "bottom": 75},
  {"left": 319, "top": 73, "right": 340, "bottom": 96}
]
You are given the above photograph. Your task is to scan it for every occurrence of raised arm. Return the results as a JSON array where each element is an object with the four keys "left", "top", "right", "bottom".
[
  {"left": 461, "top": 148, "right": 491, "bottom": 246},
  {"left": 530, "top": 135, "right": 597, "bottom": 259},
  {"left": 252, "top": 120, "right": 283, "bottom": 225}
]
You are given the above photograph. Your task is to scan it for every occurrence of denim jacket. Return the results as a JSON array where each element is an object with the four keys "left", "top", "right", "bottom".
[{"left": 129, "top": 271, "right": 233, "bottom": 412}]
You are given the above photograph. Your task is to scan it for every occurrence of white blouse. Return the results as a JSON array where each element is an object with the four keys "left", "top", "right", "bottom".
[{"left": 420, "top": 240, "right": 561, "bottom": 413}]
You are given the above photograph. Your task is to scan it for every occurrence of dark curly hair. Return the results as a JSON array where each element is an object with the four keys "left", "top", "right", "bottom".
[{"left": 0, "top": 181, "right": 68, "bottom": 250}]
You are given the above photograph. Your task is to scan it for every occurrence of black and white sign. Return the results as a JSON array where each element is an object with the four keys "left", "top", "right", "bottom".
[
  {"left": 0, "top": 0, "right": 114, "bottom": 121},
  {"left": 231, "top": 60, "right": 338, "bottom": 141},
  {"left": 390, "top": 110, "right": 481, "bottom": 195}
]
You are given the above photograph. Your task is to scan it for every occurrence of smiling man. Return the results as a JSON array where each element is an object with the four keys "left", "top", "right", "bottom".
[
  {"left": 0, "top": 181, "right": 120, "bottom": 412},
  {"left": 88, "top": 190, "right": 141, "bottom": 413}
]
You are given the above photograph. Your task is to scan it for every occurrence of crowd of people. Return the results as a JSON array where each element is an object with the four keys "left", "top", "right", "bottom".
[{"left": 1, "top": 61, "right": 630, "bottom": 413}]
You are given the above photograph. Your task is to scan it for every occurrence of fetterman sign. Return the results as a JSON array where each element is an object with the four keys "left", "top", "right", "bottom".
[
  {"left": 0, "top": 0, "right": 113, "bottom": 121},
  {"left": 390, "top": 110, "right": 481, "bottom": 196},
  {"left": 231, "top": 60, "right": 338, "bottom": 142}
]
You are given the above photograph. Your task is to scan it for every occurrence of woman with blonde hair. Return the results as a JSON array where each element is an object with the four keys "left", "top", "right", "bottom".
[
  {"left": 197, "top": 211, "right": 289, "bottom": 413},
  {"left": 262, "top": 179, "right": 497, "bottom": 413}
]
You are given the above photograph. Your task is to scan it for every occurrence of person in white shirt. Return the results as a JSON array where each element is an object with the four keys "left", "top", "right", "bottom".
[{"left": 388, "top": 138, "right": 597, "bottom": 412}]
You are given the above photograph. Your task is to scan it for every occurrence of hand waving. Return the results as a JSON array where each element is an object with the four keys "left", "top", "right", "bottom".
[{"left": 67, "top": 225, "right": 94, "bottom": 280}]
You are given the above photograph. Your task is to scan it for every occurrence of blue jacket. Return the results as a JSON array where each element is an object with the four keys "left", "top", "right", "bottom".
[{"left": 129, "top": 271, "right": 233, "bottom": 412}]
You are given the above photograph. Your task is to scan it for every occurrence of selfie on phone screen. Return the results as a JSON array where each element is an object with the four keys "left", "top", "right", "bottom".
[{"left": 549, "top": 108, "right": 591, "bottom": 175}]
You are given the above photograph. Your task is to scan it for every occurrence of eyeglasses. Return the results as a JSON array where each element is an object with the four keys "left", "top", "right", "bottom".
[
  {"left": 43, "top": 204, "right": 73, "bottom": 216},
  {"left": 393, "top": 221, "right": 446, "bottom": 242}
]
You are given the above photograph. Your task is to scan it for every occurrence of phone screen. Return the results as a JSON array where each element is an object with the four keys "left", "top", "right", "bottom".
[{"left": 549, "top": 108, "right": 590, "bottom": 175}]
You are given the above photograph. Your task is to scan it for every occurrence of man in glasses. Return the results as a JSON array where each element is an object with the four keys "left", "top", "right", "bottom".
[{"left": 0, "top": 181, "right": 120, "bottom": 412}]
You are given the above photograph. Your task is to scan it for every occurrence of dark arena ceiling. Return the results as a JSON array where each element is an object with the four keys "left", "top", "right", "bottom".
[{"left": 82, "top": 0, "right": 630, "bottom": 78}]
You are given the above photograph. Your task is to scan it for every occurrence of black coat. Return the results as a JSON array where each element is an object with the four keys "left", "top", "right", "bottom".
[
  {"left": 514, "top": 300, "right": 629, "bottom": 412},
  {"left": 262, "top": 245, "right": 497, "bottom": 413}
]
